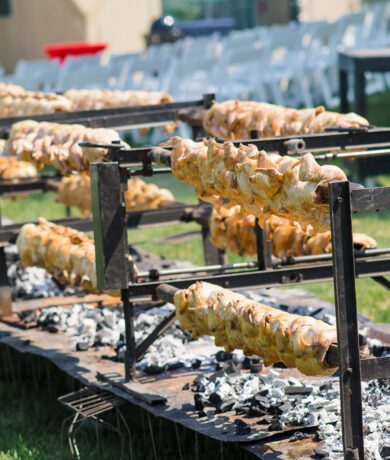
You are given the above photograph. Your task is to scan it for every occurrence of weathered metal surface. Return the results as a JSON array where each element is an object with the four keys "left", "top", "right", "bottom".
[
  {"left": 1, "top": 317, "right": 390, "bottom": 458},
  {"left": 0, "top": 321, "right": 321, "bottom": 451}
]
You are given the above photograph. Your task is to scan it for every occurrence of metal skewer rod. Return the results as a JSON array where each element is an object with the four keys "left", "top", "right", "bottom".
[
  {"left": 136, "top": 248, "right": 390, "bottom": 281},
  {"left": 154, "top": 283, "right": 371, "bottom": 371},
  {"left": 136, "top": 260, "right": 258, "bottom": 280},
  {"left": 288, "top": 148, "right": 390, "bottom": 161}
]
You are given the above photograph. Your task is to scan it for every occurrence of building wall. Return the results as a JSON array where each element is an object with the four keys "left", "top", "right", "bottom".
[
  {"left": 299, "top": 0, "right": 361, "bottom": 22},
  {"left": 0, "top": 0, "right": 86, "bottom": 72},
  {"left": 0, "top": 0, "right": 162, "bottom": 72},
  {"left": 75, "top": 0, "right": 162, "bottom": 54}
]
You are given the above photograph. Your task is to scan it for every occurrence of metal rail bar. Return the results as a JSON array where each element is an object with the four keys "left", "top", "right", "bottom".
[
  {"left": 136, "top": 260, "right": 258, "bottom": 280},
  {"left": 134, "top": 247, "right": 390, "bottom": 280},
  {"left": 127, "top": 254, "right": 390, "bottom": 297},
  {"left": 81, "top": 128, "right": 390, "bottom": 166},
  {"left": 0, "top": 94, "right": 214, "bottom": 133}
]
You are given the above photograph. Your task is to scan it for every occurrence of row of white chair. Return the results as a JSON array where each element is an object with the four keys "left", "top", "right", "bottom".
[{"left": 2, "top": 3, "right": 390, "bottom": 108}]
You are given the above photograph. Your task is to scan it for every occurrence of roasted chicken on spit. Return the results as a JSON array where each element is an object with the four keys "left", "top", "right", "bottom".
[
  {"left": 7, "top": 120, "right": 128, "bottom": 173},
  {"left": 203, "top": 100, "right": 369, "bottom": 139},
  {"left": 57, "top": 174, "right": 174, "bottom": 216},
  {"left": 210, "top": 205, "right": 377, "bottom": 257},
  {"left": 64, "top": 89, "right": 172, "bottom": 111},
  {"left": 0, "top": 82, "right": 72, "bottom": 117},
  {"left": 16, "top": 218, "right": 97, "bottom": 291},
  {"left": 163, "top": 137, "right": 347, "bottom": 232},
  {"left": 174, "top": 281, "right": 338, "bottom": 376},
  {"left": 0, "top": 156, "right": 38, "bottom": 180}
]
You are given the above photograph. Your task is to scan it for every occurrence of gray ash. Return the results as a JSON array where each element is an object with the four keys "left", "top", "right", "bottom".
[{"left": 189, "top": 369, "right": 390, "bottom": 459}]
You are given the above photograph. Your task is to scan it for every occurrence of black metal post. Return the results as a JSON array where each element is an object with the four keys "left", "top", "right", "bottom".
[
  {"left": 339, "top": 69, "right": 349, "bottom": 113},
  {"left": 255, "top": 220, "right": 272, "bottom": 270},
  {"left": 122, "top": 289, "right": 136, "bottom": 381},
  {"left": 354, "top": 68, "right": 366, "bottom": 117},
  {"left": 201, "top": 224, "right": 226, "bottom": 266},
  {"left": 90, "top": 162, "right": 129, "bottom": 291},
  {"left": 329, "top": 181, "right": 364, "bottom": 460}
]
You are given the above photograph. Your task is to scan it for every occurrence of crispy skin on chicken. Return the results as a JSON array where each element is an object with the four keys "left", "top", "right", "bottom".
[
  {"left": 56, "top": 174, "right": 92, "bottom": 216},
  {"left": 0, "top": 156, "right": 38, "bottom": 180},
  {"left": 64, "top": 89, "right": 172, "bottom": 111},
  {"left": 7, "top": 120, "right": 128, "bottom": 173},
  {"left": 16, "top": 218, "right": 96, "bottom": 291},
  {"left": 174, "top": 281, "right": 338, "bottom": 376},
  {"left": 210, "top": 205, "right": 377, "bottom": 257},
  {"left": 0, "top": 83, "right": 72, "bottom": 117},
  {"left": 163, "top": 137, "right": 347, "bottom": 232},
  {"left": 203, "top": 100, "right": 369, "bottom": 139},
  {"left": 57, "top": 174, "right": 174, "bottom": 216}
]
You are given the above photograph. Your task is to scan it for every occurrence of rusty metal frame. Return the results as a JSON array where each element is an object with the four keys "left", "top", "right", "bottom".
[{"left": 329, "top": 182, "right": 390, "bottom": 459}]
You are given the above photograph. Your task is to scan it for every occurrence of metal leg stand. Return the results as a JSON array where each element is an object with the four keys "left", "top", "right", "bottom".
[
  {"left": 122, "top": 289, "right": 136, "bottom": 381},
  {"left": 329, "top": 182, "right": 364, "bottom": 460}
]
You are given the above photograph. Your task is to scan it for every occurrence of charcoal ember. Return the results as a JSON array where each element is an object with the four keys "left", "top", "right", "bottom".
[
  {"left": 215, "top": 350, "right": 232, "bottom": 362},
  {"left": 167, "top": 361, "right": 185, "bottom": 371},
  {"left": 208, "top": 369, "right": 227, "bottom": 383},
  {"left": 143, "top": 364, "right": 166, "bottom": 375},
  {"left": 288, "top": 431, "right": 310, "bottom": 442},
  {"left": 380, "top": 441, "right": 390, "bottom": 458},
  {"left": 319, "top": 382, "right": 333, "bottom": 392},
  {"left": 194, "top": 393, "right": 205, "bottom": 411},
  {"left": 235, "top": 404, "right": 250, "bottom": 416},
  {"left": 182, "top": 383, "right": 190, "bottom": 391},
  {"left": 313, "top": 432, "right": 324, "bottom": 442},
  {"left": 257, "top": 388, "right": 270, "bottom": 397},
  {"left": 217, "top": 399, "right": 235, "bottom": 413},
  {"left": 247, "top": 401, "right": 266, "bottom": 417},
  {"left": 284, "top": 386, "right": 313, "bottom": 396},
  {"left": 250, "top": 360, "right": 263, "bottom": 373},
  {"left": 192, "top": 375, "right": 206, "bottom": 392},
  {"left": 359, "top": 332, "right": 367, "bottom": 346},
  {"left": 219, "top": 360, "right": 239, "bottom": 375},
  {"left": 209, "top": 392, "right": 223, "bottom": 407},
  {"left": 19, "top": 310, "right": 39, "bottom": 323},
  {"left": 260, "top": 416, "right": 274, "bottom": 424},
  {"left": 254, "top": 395, "right": 271, "bottom": 411},
  {"left": 76, "top": 342, "right": 89, "bottom": 352},
  {"left": 268, "top": 419, "right": 285, "bottom": 431},
  {"left": 242, "top": 357, "right": 261, "bottom": 370},
  {"left": 313, "top": 447, "right": 330, "bottom": 458},
  {"left": 272, "top": 362, "right": 288, "bottom": 369},
  {"left": 235, "top": 419, "right": 251, "bottom": 436},
  {"left": 191, "top": 359, "right": 202, "bottom": 369}
]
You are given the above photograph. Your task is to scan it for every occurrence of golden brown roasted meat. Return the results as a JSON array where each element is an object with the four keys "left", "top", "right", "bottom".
[
  {"left": 56, "top": 174, "right": 92, "bottom": 216},
  {"left": 0, "top": 156, "right": 38, "bottom": 180},
  {"left": 16, "top": 218, "right": 96, "bottom": 291},
  {"left": 56, "top": 175, "right": 174, "bottom": 216},
  {"left": 0, "top": 83, "right": 72, "bottom": 117},
  {"left": 7, "top": 120, "right": 128, "bottom": 173},
  {"left": 210, "top": 205, "right": 377, "bottom": 257},
  {"left": 174, "top": 281, "right": 338, "bottom": 376},
  {"left": 64, "top": 89, "right": 172, "bottom": 111},
  {"left": 203, "top": 100, "right": 369, "bottom": 139},
  {"left": 163, "top": 137, "right": 347, "bottom": 232}
]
